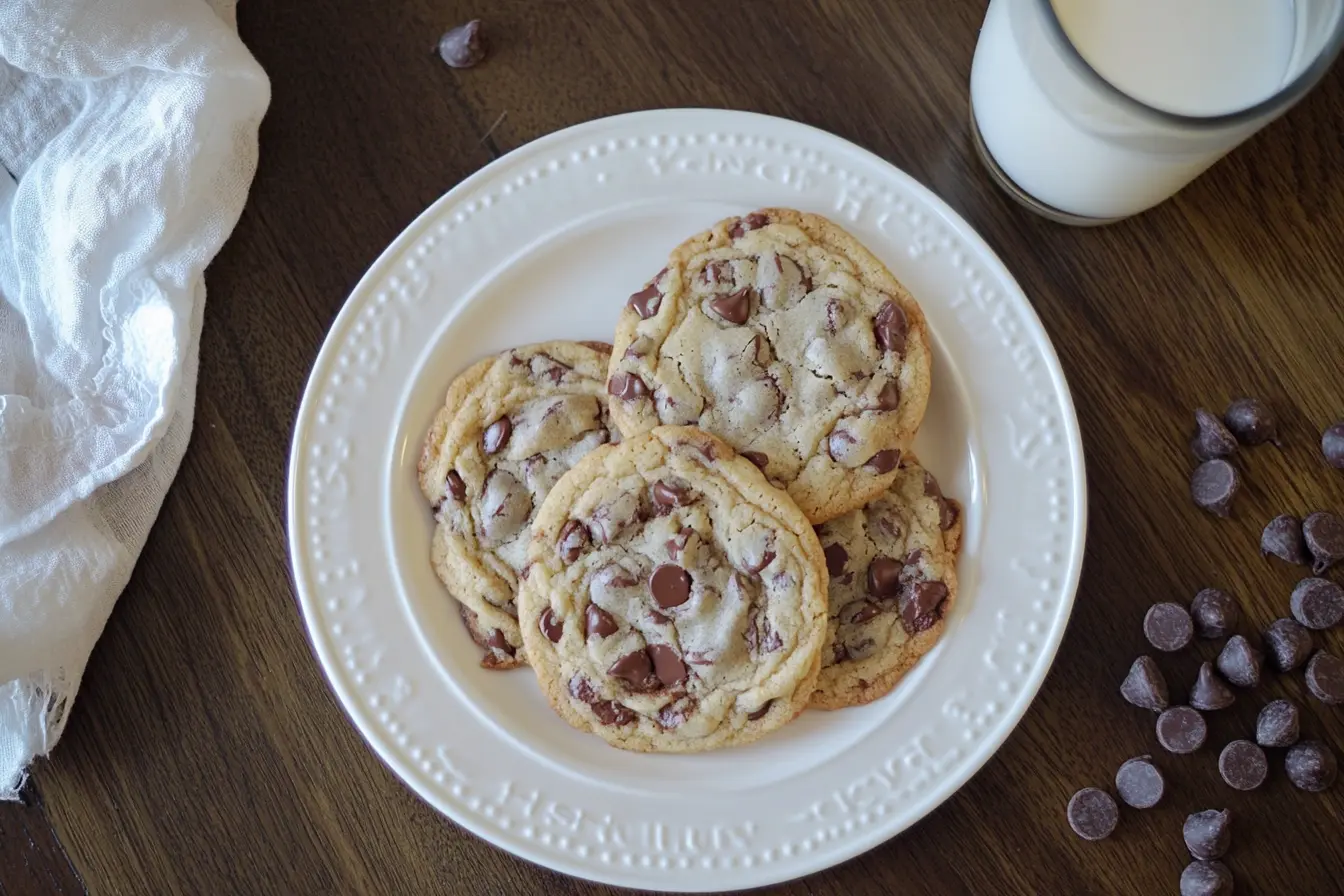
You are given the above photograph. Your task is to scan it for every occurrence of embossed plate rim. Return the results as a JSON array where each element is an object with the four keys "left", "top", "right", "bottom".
[{"left": 288, "top": 108, "right": 1087, "bottom": 891}]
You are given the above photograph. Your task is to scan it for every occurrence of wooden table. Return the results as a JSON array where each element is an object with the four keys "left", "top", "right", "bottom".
[{"left": 6, "top": 1, "right": 1344, "bottom": 893}]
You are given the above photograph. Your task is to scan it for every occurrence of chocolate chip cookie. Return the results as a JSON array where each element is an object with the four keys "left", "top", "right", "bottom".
[
  {"left": 418, "top": 341, "right": 617, "bottom": 668},
  {"left": 607, "top": 208, "right": 932, "bottom": 524},
  {"left": 516, "top": 426, "right": 829, "bottom": 752},
  {"left": 809, "top": 457, "right": 961, "bottom": 709}
]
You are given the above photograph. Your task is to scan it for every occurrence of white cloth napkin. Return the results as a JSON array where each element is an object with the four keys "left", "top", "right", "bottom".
[{"left": 0, "top": 0, "right": 269, "bottom": 799}]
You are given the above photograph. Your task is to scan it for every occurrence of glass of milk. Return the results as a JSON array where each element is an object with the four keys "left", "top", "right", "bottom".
[{"left": 970, "top": 0, "right": 1344, "bottom": 224}]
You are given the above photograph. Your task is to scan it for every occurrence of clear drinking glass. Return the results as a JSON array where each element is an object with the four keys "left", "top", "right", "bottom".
[{"left": 970, "top": 0, "right": 1344, "bottom": 225}]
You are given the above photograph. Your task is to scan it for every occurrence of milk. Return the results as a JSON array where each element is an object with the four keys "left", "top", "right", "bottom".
[{"left": 971, "top": 0, "right": 1298, "bottom": 220}]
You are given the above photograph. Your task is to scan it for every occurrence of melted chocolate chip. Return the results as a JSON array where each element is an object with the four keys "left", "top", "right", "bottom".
[
  {"left": 1190, "top": 459, "right": 1239, "bottom": 517},
  {"left": 1323, "top": 421, "right": 1344, "bottom": 469},
  {"left": 650, "top": 564, "right": 691, "bottom": 608},
  {"left": 1261, "top": 514, "right": 1310, "bottom": 565},
  {"left": 1256, "top": 699, "right": 1300, "bottom": 748},
  {"left": 703, "top": 259, "right": 733, "bottom": 285},
  {"left": 1218, "top": 739, "right": 1267, "bottom": 791},
  {"left": 901, "top": 581, "right": 948, "bottom": 631},
  {"left": 709, "top": 287, "right": 752, "bottom": 324},
  {"left": 746, "top": 700, "right": 774, "bottom": 721},
  {"left": 584, "top": 604, "right": 617, "bottom": 638},
  {"left": 1190, "top": 588, "right": 1239, "bottom": 639},
  {"left": 444, "top": 470, "right": 466, "bottom": 502},
  {"left": 539, "top": 608, "right": 563, "bottom": 643},
  {"left": 648, "top": 644, "right": 688, "bottom": 686},
  {"left": 485, "top": 629, "right": 511, "bottom": 652},
  {"left": 608, "top": 650, "right": 658, "bottom": 690},
  {"left": 746, "top": 612, "right": 783, "bottom": 655},
  {"left": 665, "top": 527, "right": 692, "bottom": 560},
  {"left": 1303, "top": 510, "right": 1344, "bottom": 573},
  {"left": 1223, "top": 397, "right": 1277, "bottom": 446},
  {"left": 607, "top": 372, "right": 649, "bottom": 401},
  {"left": 823, "top": 543, "right": 849, "bottom": 577},
  {"left": 873, "top": 380, "right": 901, "bottom": 411},
  {"left": 1290, "top": 577, "right": 1344, "bottom": 629},
  {"left": 1066, "top": 788, "right": 1118, "bottom": 841},
  {"left": 873, "top": 300, "right": 907, "bottom": 355},
  {"left": 1121, "top": 656, "right": 1170, "bottom": 712},
  {"left": 866, "top": 449, "right": 901, "bottom": 473},
  {"left": 1190, "top": 408, "right": 1238, "bottom": 461},
  {"left": 1264, "top": 617, "right": 1313, "bottom": 671},
  {"left": 1157, "top": 706, "right": 1207, "bottom": 754},
  {"left": 847, "top": 601, "right": 883, "bottom": 625},
  {"left": 627, "top": 282, "right": 662, "bottom": 319},
  {"left": 729, "top": 212, "right": 768, "bottom": 238},
  {"left": 867, "top": 557, "right": 902, "bottom": 597},
  {"left": 741, "top": 450, "right": 769, "bottom": 470},
  {"left": 827, "top": 427, "right": 856, "bottom": 463},
  {"left": 1190, "top": 662, "right": 1235, "bottom": 711},
  {"left": 557, "top": 519, "right": 590, "bottom": 563},
  {"left": 1286, "top": 740, "right": 1337, "bottom": 792},
  {"left": 436, "top": 19, "right": 486, "bottom": 68},
  {"left": 651, "top": 481, "right": 691, "bottom": 511},
  {"left": 592, "top": 699, "right": 635, "bottom": 726},
  {"left": 1183, "top": 809, "right": 1231, "bottom": 859},
  {"left": 482, "top": 417, "right": 512, "bottom": 454}
]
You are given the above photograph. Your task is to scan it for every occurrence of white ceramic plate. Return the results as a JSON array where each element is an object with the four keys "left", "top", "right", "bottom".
[{"left": 287, "top": 109, "right": 1086, "bottom": 891}]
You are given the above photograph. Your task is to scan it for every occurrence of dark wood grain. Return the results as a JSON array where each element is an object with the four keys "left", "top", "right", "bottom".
[{"left": 6, "top": 0, "right": 1344, "bottom": 893}]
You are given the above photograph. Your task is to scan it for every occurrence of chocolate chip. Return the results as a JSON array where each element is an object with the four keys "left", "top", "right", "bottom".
[
  {"left": 729, "top": 212, "right": 768, "bottom": 238},
  {"left": 1216, "top": 635, "right": 1261, "bottom": 688},
  {"left": 1157, "top": 706, "right": 1207, "bottom": 754},
  {"left": 1190, "top": 662, "right": 1235, "bottom": 711},
  {"left": 901, "top": 581, "right": 948, "bottom": 631},
  {"left": 1190, "top": 459, "right": 1239, "bottom": 517},
  {"left": 1191, "top": 408, "right": 1238, "bottom": 460},
  {"left": 1144, "top": 602, "right": 1194, "bottom": 652},
  {"left": 1290, "top": 577, "right": 1344, "bottom": 629},
  {"left": 608, "top": 649, "right": 658, "bottom": 690},
  {"left": 873, "top": 380, "right": 901, "bottom": 410},
  {"left": 485, "top": 628, "right": 510, "bottom": 651},
  {"left": 627, "top": 282, "right": 662, "bottom": 319},
  {"left": 741, "top": 450, "right": 769, "bottom": 470},
  {"left": 703, "top": 260, "right": 733, "bottom": 285},
  {"left": 445, "top": 470, "right": 466, "bottom": 502},
  {"left": 436, "top": 19, "right": 486, "bottom": 68},
  {"left": 1261, "top": 514, "right": 1309, "bottom": 565},
  {"left": 866, "top": 449, "right": 901, "bottom": 473},
  {"left": 482, "top": 416, "right": 511, "bottom": 454},
  {"left": 647, "top": 644, "right": 688, "bottom": 687},
  {"left": 665, "top": 527, "right": 692, "bottom": 560},
  {"left": 1264, "top": 618, "right": 1313, "bottom": 671},
  {"left": 847, "top": 601, "right": 883, "bottom": 625},
  {"left": 584, "top": 604, "right": 617, "bottom": 639},
  {"left": 1323, "top": 421, "right": 1344, "bottom": 469},
  {"left": 1181, "top": 861, "right": 1233, "bottom": 896},
  {"left": 1256, "top": 699, "right": 1300, "bottom": 748},
  {"left": 1190, "top": 588, "right": 1239, "bottom": 639},
  {"left": 1219, "top": 740, "right": 1267, "bottom": 791},
  {"left": 826, "top": 427, "right": 857, "bottom": 464},
  {"left": 539, "top": 608, "right": 563, "bottom": 643},
  {"left": 1066, "top": 787, "right": 1117, "bottom": 841},
  {"left": 558, "top": 519, "right": 589, "bottom": 563},
  {"left": 1114, "top": 756, "right": 1164, "bottom": 808},
  {"left": 651, "top": 481, "right": 691, "bottom": 511},
  {"left": 873, "top": 300, "right": 907, "bottom": 355},
  {"left": 591, "top": 699, "right": 635, "bottom": 726},
  {"left": 650, "top": 564, "right": 691, "bottom": 608},
  {"left": 867, "top": 557, "right": 902, "bottom": 597},
  {"left": 1285, "top": 740, "right": 1337, "bottom": 792},
  {"left": 823, "top": 543, "right": 848, "bottom": 577},
  {"left": 709, "top": 287, "right": 751, "bottom": 324},
  {"left": 1183, "top": 808, "right": 1231, "bottom": 859},
  {"left": 1302, "top": 510, "right": 1344, "bottom": 573},
  {"left": 607, "top": 372, "right": 648, "bottom": 401},
  {"left": 1305, "top": 650, "right": 1344, "bottom": 705},
  {"left": 746, "top": 700, "right": 774, "bottom": 721},
  {"left": 1121, "top": 656, "right": 1170, "bottom": 712},
  {"left": 1224, "top": 397, "right": 1277, "bottom": 446}
]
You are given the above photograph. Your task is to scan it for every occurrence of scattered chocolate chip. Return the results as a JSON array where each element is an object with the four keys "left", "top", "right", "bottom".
[
  {"left": 867, "top": 557, "right": 902, "bottom": 597},
  {"left": 1285, "top": 740, "right": 1337, "bottom": 792},
  {"left": 1223, "top": 397, "right": 1277, "bottom": 446},
  {"left": 1305, "top": 650, "right": 1344, "bottom": 705},
  {"left": 1144, "top": 602, "right": 1194, "bottom": 652},
  {"left": 900, "top": 581, "right": 948, "bottom": 631},
  {"left": 1181, "top": 861, "right": 1234, "bottom": 896},
  {"left": 873, "top": 300, "right": 907, "bottom": 355},
  {"left": 709, "top": 287, "right": 752, "bottom": 324},
  {"left": 1066, "top": 787, "right": 1118, "bottom": 841},
  {"left": 584, "top": 604, "right": 617, "bottom": 638},
  {"left": 1190, "top": 459, "right": 1239, "bottom": 517},
  {"left": 1261, "top": 514, "right": 1310, "bottom": 565},
  {"left": 647, "top": 644, "right": 688, "bottom": 687},
  {"left": 436, "top": 19, "right": 486, "bottom": 68},
  {"left": 1302, "top": 511, "right": 1344, "bottom": 573},
  {"left": 1190, "top": 662, "right": 1235, "bottom": 711},
  {"left": 1114, "top": 756, "right": 1164, "bottom": 808},
  {"left": 1216, "top": 636, "right": 1261, "bottom": 688},
  {"left": 1190, "top": 588, "right": 1239, "bottom": 639},
  {"left": 1264, "top": 617, "right": 1313, "bottom": 671},
  {"left": 627, "top": 282, "right": 662, "bottom": 319},
  {"left": 1290, "top": 577, "right": 1344, "bottom": 630},
  {"left": 482, "top": 417, "right": 511, "bottom": 454},
  {"left": 746, "top": 700, "right": 773, "bottom": 721},
  {"left": 1121, "top": 656, "right": 1170, "bottom": 712},
  {"left": 741, "top": 450, "right": 769, "bottom": 470},
  {"left": 652, "top": 481, "right": 691, "bottom": 511},
  {"left": 650, "top": 564, "right": 691, "bottom": 608},
  {"left": 873, "top": 380, "right": 901, "bottom": 410},
  {"left": 608, "top": 649, "right": 658, "bottom": 690},
  {"left": 866, "top": 449, "right": 901, "bottom": 473},
  {"left": 607, "top": 372, "right": 649, "bottom": 401},
  {"left": 729, "top": 213, "right": 768, "bottom": 239},
  {"left": 539, "top": 608, "right": 563, "bottom": 642},
  {"left": 1218, "top": 740, "right": 1267, "bottom": 791},
  {"left": 1158, "top": 706, "right": 1207, "bottom": 754},
  {"left": 1323, "top": 421, "right": 1344, "bottom": 469},
  {"left": 558, "top": 519, "right": 589, "bottom": 563},
  {"left": 1256, "top": 699, "right": 1300, "bottom": 748},
  {"left": 1183, "top": 809, "right": 1231, "bottom": 860},
  {"left": 444, "top": 470, "right": 466, "bottom": 502},
  {"left": 823, "top": 544, "right": 848, "bottom": 577},
  {"left": 1191, "top": 408, "right": 1238, "bottom": 460}
]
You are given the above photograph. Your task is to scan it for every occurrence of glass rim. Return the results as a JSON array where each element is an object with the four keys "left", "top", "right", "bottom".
[{"left": 1036, "top": 0, "right": 1344, "bottom": 128}]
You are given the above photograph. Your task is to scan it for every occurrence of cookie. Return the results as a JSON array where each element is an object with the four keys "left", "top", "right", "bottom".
[
  {"left": 418, "top": 341, "right": 617, "bottom": 668},
  {"left": 517, "top": 426, "right": 829, "bottom": 752},
  {"left": 810, "top": 458, "right": 961, "bottom": 709},
  {"left": 607, "top": 208, "right": 932, "bottom": 524}
]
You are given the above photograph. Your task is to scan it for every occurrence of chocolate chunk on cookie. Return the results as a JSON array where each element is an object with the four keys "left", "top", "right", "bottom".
[
  {"left": 517, "top": 427, "right": 828, "bottom": 752},
  {"left": 607, "top": 208, "right": 932, "bottom": 524}
]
